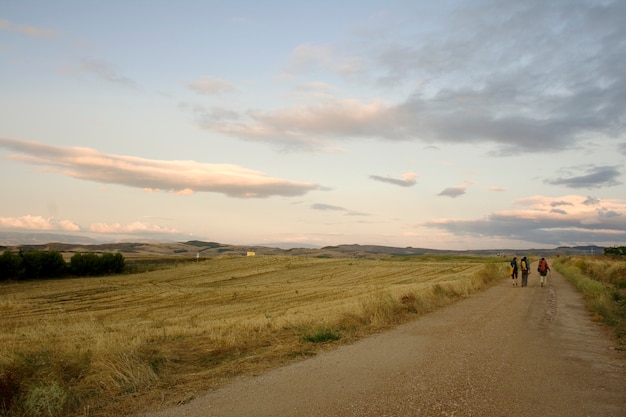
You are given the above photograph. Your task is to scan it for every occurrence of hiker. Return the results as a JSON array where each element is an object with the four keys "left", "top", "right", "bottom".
[
  {"left": 538, "top": 257, "right": 550, "bottom": 287},
  {"left": 520, "top": 256, "right": 530, "bottom": 287},
  {"left": 510, "top": 257, "right": 519, "bottom": 286}
]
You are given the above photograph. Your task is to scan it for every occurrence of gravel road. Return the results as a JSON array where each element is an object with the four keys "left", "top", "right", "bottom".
[{"left": 143, "top": 261, "right": 625, "bottom": 417}]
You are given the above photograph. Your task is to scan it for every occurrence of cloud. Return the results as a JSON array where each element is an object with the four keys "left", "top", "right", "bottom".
[
  {"left": 88, "top": 221, "right": 177, "bottom": 234},
  {"left": 551, "top": 201, "right": 574, "bottom": 207},
  {"left": 438, "top": 185, "right": 467, "bottom": 198},
  {"left": 370, "top": 172, "right": 417, "bottom": 187},
  {"left": 194, "top": 97, "right": 395, "bottom": 152},
  {"left": 422, "top": 195, "right": 626, "bottom": 246},
  {"left": 0, "top": 215, "right": 80, "bottom": 231},
  {"left": 0, "top": 137, "right": 320, "bottom": 198},
  {"left": 194, "top": 1, "right": 625, "bottom": 154},
  {"left": 311, "top": 203, "right": 368, "bottom": 216},
  {"left": 545, "top": 166, "right": 622, "bottom": 189},
  {"left": 60, "top": 59, "right": 137, "bottom": 87},
  {"left": 0, "top": 18, "right": 59, "bottom": 38},
  {"left": 311, "top": 203, "right": 347, "bottom": 212},
  {"left": 187, "top": 77, "right": 237, "bottom": 95},
  {"left": 583, "top": 196, "right": 600, "bottom": 206}
]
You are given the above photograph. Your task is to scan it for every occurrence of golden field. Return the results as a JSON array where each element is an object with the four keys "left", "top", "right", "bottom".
[{"left": 0, "top": 255, "right": 505, "bottom": 417}]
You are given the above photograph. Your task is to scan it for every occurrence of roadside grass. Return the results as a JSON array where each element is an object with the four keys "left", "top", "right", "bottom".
[
  {"left": 0, "top": 255, "right": 505, "bottom": 417},
  {"left": 554, "top": 256, "right": 626, "bottom": 345}
]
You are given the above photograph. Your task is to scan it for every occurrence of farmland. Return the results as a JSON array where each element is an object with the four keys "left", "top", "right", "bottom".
[{"left": 0, "top": 255, "right": 504, "bottom": 416}]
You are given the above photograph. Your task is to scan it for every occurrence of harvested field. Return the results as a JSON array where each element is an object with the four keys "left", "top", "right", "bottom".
[{"left": 0, "top": 255, "right": 502, "bottom": 416}]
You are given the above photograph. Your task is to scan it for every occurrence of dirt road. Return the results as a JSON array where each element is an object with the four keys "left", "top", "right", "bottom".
[{"left": 144, "top": 262, "right": 625, "bottom": 417}]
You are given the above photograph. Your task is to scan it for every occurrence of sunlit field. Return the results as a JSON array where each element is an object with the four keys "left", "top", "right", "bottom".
[{"left": 0, "top": 255, "right": 504, "bottom": 417}]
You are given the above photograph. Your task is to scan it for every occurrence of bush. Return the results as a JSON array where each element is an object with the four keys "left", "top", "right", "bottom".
[
  {"left": 0, "top": 250, "right": 125, "bottom": 282},
  {"left": 70, "top": 252, "right": 125, "bottom": 276},
  {"left": 19, "top": 250, "right": 67, "bottom": 280},
  {"left": 0, "top": 251, "right": 22, "bottom": 281},
  {"left": 605, "top": 246, "right": 626, "bottom": 256},
  {"left": 301, "top": 326, "right": 342, "bottom": 343}
]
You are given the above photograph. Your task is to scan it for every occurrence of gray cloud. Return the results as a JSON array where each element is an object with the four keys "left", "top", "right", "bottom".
[
  {"left": 545, "top": 166, "right": 621, "bottom": 189},
  {"left": 551, "top": 201, "right": 574, "bottom": 207},
  {"left": 194, "top": 0, "right": 625, "bottom": 154},
  {"left": 598, "top": 208, "right": 621, "bottom": 218},
  {"left": 81, "top": 59, "right": 137, "bottom": 87},
  {"left": 0, "top": 137, "right": 319, "bottom": 198},
  {"left": 311, "top": 203, "right": 346, "bottom": 211},
  {"left": 311, "top": 203, "right": 368, "bottom": 216},
  {"left": 423, "top": 213, "right": 626, "bottom": 246},
  {"left": 61, "top": 59, "right": 138, "bottom": 88},
  {"left": 422, "top": 195, "right": 626, "bottom": 246},
  {"left": 438, "top": 186, "right": 467, "bottom": 198},
  {"left": 187, "top": 77, "right": 237, "bottom": 96},
  {"left": 370, "top": 173, "right": 417, "bottom": 187},
  {"left": 583, "top": 196, "right": 601, "bottom": 206}
]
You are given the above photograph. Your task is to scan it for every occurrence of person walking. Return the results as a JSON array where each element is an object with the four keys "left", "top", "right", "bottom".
[
  {"left": 510, "top": 257, "right": 519, "bottom": 286},
  {"left": 538, "top": 257, "right": 550, "bottom": 287},
  {"left": 520, "top": 256, "right": 530, "bottom": 287}
]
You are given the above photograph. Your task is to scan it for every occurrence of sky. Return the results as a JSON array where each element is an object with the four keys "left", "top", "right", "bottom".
[{"left": 1, "top": 0, "right": 625, "bottom": 250}]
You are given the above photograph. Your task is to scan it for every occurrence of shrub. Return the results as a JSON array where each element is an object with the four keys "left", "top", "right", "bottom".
[
  {"left": 19, "top": 250, "right": 67, "bottom": 280},
  {"left": 70, "top": 252, "right": 125, "bottom": 276},
  {"left": 0, "top": 250, "right": 22, "bottom": 281},
  {"left": 301, "top": 326, "right": 342, "bottom": 344}
]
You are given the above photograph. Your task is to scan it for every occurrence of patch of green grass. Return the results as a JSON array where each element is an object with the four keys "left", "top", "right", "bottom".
[{"left": 301, "top": 327, "right": 342, "bottom": 344}]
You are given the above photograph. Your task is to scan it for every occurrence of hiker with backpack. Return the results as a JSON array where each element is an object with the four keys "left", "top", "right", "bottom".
[
  {"left": 538, "top": 257, "right": 550, "bottom": 287},
  {"left": 520, "top": 256, "right": 530, "bottom": 287},
  {"left": 510, "top": 257, "right": 519, "bottom": 286}
]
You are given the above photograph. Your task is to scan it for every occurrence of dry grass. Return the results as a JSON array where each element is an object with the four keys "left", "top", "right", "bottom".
[
  {"left": 0, "top": 255, "right": 504, "bottom": 416},
  {"left": 554, "top": 256, "right": 626, "bottom": 343}
]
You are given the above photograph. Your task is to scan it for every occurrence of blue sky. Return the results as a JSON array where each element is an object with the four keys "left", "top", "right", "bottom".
[{"left": 1, "top": 0, "right": 625, "bottom": 250}]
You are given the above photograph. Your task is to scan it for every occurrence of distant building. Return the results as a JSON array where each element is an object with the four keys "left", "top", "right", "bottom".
[{"left": 247, "top": 251, "right": 256, "bottom": 257}]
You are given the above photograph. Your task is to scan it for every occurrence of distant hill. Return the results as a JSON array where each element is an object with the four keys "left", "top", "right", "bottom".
[
  {"left": 0, "top": 233, "right": 606, "bottom": 259},
  {"left": 0, "top": 232, "right": 102, "bottom": 246}
]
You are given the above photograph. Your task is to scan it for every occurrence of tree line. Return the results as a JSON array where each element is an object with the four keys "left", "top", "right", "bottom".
[
  {"left": 604, "top": 246, "right": 626, "bottom": 256},
  {"left": 0, "top": 250, "right": 125, "bottom": 281}
]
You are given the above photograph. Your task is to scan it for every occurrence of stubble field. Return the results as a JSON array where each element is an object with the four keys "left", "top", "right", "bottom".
[{"left": 0, "top": 255, "right": 504, "bottom": 416}]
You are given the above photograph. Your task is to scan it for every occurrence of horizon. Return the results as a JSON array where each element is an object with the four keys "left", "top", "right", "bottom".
[
  {"left": 1, "top": 1, "right": 625, "bottom": 250},
  {"left": 0, "top": 230, "right": 608, "bottom": 253}
]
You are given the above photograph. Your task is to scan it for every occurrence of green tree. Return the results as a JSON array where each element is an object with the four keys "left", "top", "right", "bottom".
[
  {"left": 70, "top": 252, "right": 125, "bottom": 276},
  {"left": 0, "top": 250, "right": 22, "bottom": 281},
  {"left": 19, "top": 250, "right": 66, "bottom": 279},
  {"left": 101, "top": 252, "right": 125, "bottom": 274},
  {"left": 70, "top": 252, "right": 101, "bottom": 276}
]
